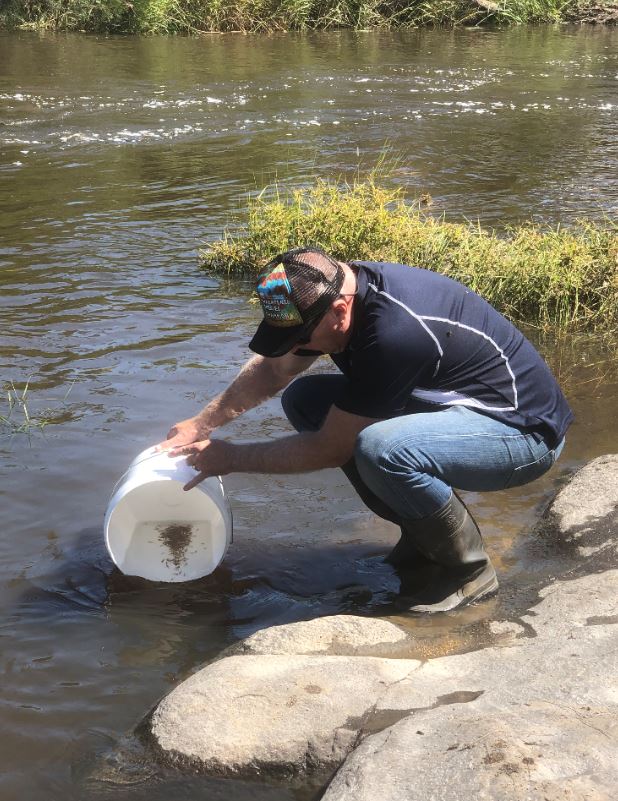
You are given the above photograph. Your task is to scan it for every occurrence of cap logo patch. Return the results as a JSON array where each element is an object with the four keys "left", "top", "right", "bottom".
[{"left": 256, "top": 265, "right": 303, "bottom": 327}]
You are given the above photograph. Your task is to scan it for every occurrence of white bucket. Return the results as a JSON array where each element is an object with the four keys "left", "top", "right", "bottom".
[{"left": 104, "top": 446, "right": 233, "bottom": 582}]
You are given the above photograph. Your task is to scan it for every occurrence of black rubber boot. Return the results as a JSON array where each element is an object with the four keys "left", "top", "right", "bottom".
[
  {"left": 396, "top": 493, "right": 498, "bottom": 613},
  {"left": 384, "top": 533, "right": 427, "bottom": 567},
  {"left": 340, "top": 458, "right": 437, "bottom": 579}
]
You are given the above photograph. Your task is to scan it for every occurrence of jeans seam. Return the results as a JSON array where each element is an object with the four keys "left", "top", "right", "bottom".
[
  {"left": 504, "top": 450, "right": 555, "bottom": 488},
  {"left": 380, "top": 431, "right": 536, "bottom": 465},
  {"left": 510, "top": 450, "right": 554, "bottom": 474}
]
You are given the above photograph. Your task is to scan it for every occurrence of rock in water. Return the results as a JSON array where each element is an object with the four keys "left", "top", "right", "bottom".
[
  {"left": 150, "top": 654, "right": 419, "bottom": 777},
  {"left": 232, "top": 615, "right": 409, "bottom": 657},
  {"left": 540, "top": 454, "right": 618, "bottom": 559}
]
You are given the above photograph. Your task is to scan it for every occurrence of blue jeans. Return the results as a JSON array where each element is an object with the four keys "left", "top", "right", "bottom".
[{"left": 282, "top": 374, "right": 565, "bottom": 522}]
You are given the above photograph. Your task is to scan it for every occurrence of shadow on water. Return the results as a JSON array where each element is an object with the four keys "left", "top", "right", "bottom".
[{"left": 5, "top": 531, "right": 403, "bottom": 800}]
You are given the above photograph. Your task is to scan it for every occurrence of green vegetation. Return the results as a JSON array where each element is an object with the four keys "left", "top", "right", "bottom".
[
  {"left": 200, "top": 178, "right": 618, "bottom": 331},
  {"left": 1, "top": 0, "right": 615, "bottom": 33},
  {"left": 1, "top": 379, "right": 75, "bottom": 441}
]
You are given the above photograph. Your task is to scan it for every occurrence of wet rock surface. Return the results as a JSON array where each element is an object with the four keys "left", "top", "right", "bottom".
[
  {"left": 227, "top": 614, "right": 410, "bottom": 657},
  {"left": 147, "top": 455, "right": 618, "bottom": 797}
]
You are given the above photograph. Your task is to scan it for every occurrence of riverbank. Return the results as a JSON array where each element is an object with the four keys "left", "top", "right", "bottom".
[
  {"left": 1, "top": 0, "right": 617, "bottom": 34},
  {"left": 201, "top": 178, "right": 618, "bottom": 332},
  {"left": 146, "top": 456, "right": 618, "bottom": 798}
]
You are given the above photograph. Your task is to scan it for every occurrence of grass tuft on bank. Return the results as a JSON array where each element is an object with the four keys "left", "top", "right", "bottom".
[
  {"left": 200, "top": 178, "right": 618, "bottom": 331},
  {"left": 2, "top": 0, "right": 616, "bottom": 33}
]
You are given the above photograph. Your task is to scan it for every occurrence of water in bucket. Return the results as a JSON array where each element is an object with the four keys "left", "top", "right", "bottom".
[{"left": 104, "top": 446, "right": 233, "bottom": 582}]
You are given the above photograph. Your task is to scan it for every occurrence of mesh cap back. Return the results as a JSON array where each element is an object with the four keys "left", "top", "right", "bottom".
[
  {"left": 278, "top": 247, "right": 344, "bottom": 316},
  {"left": 249, "top": 246, "right": 345, "bottom": 357}
]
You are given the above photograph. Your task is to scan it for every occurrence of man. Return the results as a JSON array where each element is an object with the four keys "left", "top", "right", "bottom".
[{"left": 159, "top": 246, "right": 572, "bottom": 613}]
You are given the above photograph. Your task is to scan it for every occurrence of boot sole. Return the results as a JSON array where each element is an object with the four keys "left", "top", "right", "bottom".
[{"left": 400, "top": 569, "right": 499, "bottom": 614}]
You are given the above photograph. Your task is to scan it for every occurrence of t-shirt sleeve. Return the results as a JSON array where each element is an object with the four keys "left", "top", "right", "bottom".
[{"left": 334, "top": 304, "right": 441, "bottom": 418}]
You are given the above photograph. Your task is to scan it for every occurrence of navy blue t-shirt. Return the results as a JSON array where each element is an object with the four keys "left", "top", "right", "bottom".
[{"left": 327, "top": 262, "right": 573, "bottom": 446}]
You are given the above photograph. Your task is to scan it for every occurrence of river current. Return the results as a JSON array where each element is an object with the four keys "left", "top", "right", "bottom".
[{"left": 0, "top": 26, "right": 617, "bottom": 800}]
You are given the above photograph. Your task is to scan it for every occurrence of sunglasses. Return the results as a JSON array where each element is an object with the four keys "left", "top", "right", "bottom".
[
  {"left": 295, "top": 291, "right": 357, "bottom": 346},
  {"left": 296, "top": 326, "right": 317, "bottom": 346}
]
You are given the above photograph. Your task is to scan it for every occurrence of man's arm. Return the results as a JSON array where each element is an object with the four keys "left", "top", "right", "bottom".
[
  {"left": 158, "top": 351, "right": 319, "bottom": 450},
  {"left": 181, "top": 405, "right": 379, "bottom": 490}
]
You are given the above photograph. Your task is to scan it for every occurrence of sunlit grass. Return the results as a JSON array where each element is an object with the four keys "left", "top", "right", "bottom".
[
  {"left": 0, "top": 379, "right": 75, "bottom": 442},
  {"left": 200, "top": 177, "right": 618, "bottom": 331},
  {"left": 0, "top": 0, "right": 605, "bottom": 33}
]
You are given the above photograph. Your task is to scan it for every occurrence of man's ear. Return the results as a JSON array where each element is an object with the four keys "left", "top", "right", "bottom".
[{"left": 331, "top": 297, "right": 348, "bottom": 322}]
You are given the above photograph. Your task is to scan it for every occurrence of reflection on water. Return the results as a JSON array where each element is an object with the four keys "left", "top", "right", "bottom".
[{"left": 0, "top": 25, "right": 617, "bottom": 801}]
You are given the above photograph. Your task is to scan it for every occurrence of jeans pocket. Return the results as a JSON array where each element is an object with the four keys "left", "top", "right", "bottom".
[{"left": 504, "top": 447, "right": 557, "bottom": 489}]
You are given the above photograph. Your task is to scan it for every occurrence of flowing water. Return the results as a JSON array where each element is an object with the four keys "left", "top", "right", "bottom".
[{"left": 1, "top": 25, "right": 617, "bottom": 801}]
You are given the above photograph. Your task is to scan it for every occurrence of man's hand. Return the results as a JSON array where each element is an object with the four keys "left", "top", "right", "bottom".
[
  {"left": 155, "top": 416, "right": 211, "bottom": 453},
  {"left": 176, "top": 439, "right": 233, "bottom": 491}
]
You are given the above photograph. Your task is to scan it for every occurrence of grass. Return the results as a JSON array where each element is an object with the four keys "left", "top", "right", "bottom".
[
  {"left": 537, "top": 330, "right": 617, "bottom": 395},
  {"left": 199, "top": 177, "right": 618, "bottom": 331},
  {"left": 1, "top": 0, "right": 612, "bottom": 33},
  {"left": 0, "top": 379, "right": 75, "bottom": 442}
]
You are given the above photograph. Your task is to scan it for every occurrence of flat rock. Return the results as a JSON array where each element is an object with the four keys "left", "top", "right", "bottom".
[
  {"left": 324, "top": 570, "right": 618, "bottom": 801},
  {"left": 149, "top": 572, "right": 617, "bottom": 786},
  {"left": 323, "top": 695, "right": 618, "bottom": 801},
  {"left": 150, "top": 654, "right": 419, "bottom": 777},
  {"left": 232, "top": 615, "right": 409, "bottom": 657}
]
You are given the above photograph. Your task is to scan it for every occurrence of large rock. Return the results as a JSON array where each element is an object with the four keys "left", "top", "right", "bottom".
[
  {"left": 149, "top": 571, "right": 618, "bottom": 788},
  {"left": 323, "top": 570, "right": 618, "bottom": 801},
  {"left": 147, "top": 455, "right": 618, "bottom": 792},
  {"left": 232, "top": 615, "right": 409, "bottom": 657},
  {"left": 539, "top": 454, "right": 618, "bottom": 559},
  {"left": 323, "top": 693, "right": 618, "bottom": 801},
  {"left": 150, "top": 654, "right": 419, "bottom": 777}
]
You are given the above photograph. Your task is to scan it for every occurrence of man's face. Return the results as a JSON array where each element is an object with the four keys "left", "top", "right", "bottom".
[{"left": 293, "top": 295, "right": 354, "bottom": 355}]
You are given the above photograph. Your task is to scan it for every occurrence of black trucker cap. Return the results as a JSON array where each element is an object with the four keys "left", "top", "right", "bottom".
[{"left": 248, "top": 247, "right": 345, "bottom": 358}]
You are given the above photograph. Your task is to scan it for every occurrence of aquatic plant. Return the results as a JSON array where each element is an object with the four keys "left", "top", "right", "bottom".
[
  {"left": 200, "top": 178, "right": 618, "bottom": 331},
  {"left": 0, "top": 379, "right": 75, "bottom": 441},
  {"left": 1, "top": 0, "right": 612, "bottom": 33}
]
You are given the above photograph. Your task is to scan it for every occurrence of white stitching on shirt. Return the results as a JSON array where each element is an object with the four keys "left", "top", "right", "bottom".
[
  {"left": 368, "top": 283, "right": 443, "bottom": 376},
  {"left": 367, "top": 283, "right": 518, "bottom": 412},
  {"left": 410, "top": 388, "right": 516, "bottom": 412},
  {"left": 420, "top": 315, "right": 518, "bottom": 410}
]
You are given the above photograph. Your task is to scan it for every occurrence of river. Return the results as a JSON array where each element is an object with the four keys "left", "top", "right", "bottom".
[{"left": 0, "top": 25, "right": 617, "bottom": 801}]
